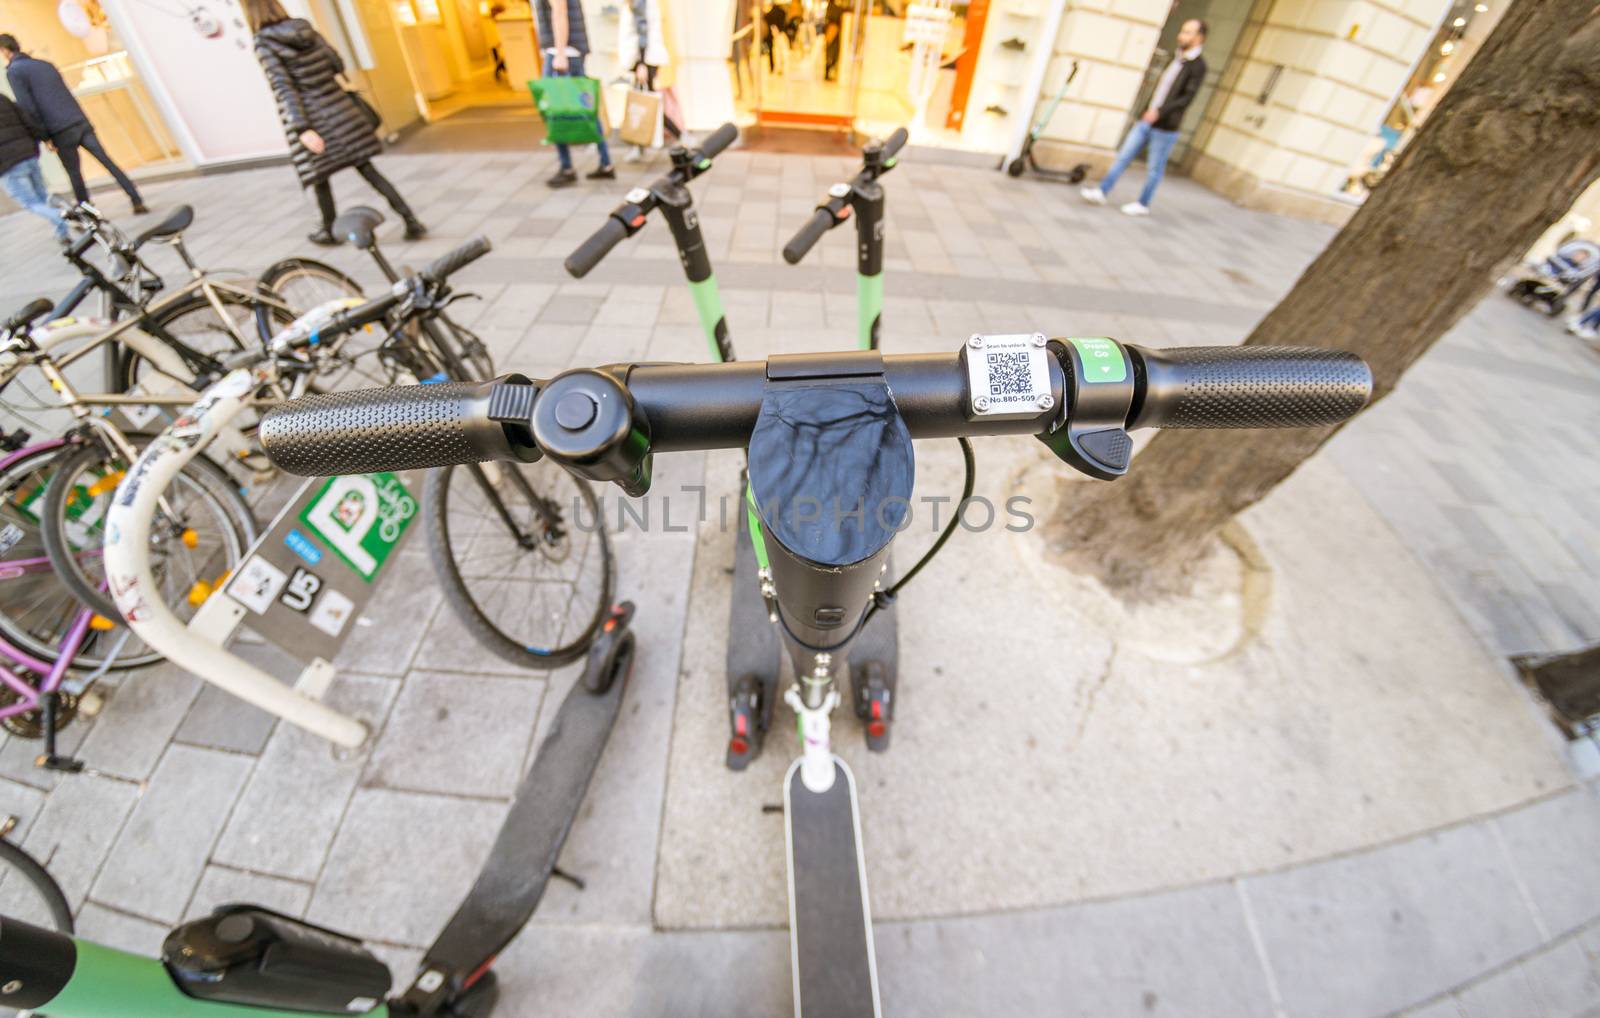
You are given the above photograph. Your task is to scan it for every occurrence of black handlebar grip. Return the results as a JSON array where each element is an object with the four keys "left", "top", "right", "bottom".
[
  {"left": 783, "top": 208, "right": 835, "bottom": 265},
  {"left": 881, "top": 127, "right": 909, "bottom": 159},
  {"left": 3, "top": 298, "right": 55, "bottom": 334},
  {"left": 423, "top": 235, "right": 493, "bottom": 284},
  {"left": 565, "top": 218, "right": 630, "bottom": 278},
  {"left": 1129, "top": 345, "right": 1372, "bottom": 430},
  {"left": 259, "top": 380, "right": 526, "bottom": 476},
  {"left": 699, "top": 122, "right": 739, "bottom": 160}
]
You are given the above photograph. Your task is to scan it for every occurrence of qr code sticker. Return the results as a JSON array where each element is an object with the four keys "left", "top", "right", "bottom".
[{"left": 987, "top": 351, "right": 1033, "bottom": 397}]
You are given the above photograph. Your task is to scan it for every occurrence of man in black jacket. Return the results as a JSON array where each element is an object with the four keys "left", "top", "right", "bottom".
[
  {"left": 1081, "top": 18, "right": 1207, "bottom": 217},
  {"left": 0, "top": 91, "right": 67, "bottom": 242},
  {"left": 1, "top": 33, "right": 147, "bottom": 213}
]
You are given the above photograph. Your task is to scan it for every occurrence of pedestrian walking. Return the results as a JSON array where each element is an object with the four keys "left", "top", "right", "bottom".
[
  {"left": 0, "top": 33, "right": 146, "bottom": 214},
  {"left": 619, "top": 0, "right": 682, "bottom": 159},
  {"left": 244, "top": 0, "right": 426, "bottom": 245},
  {"left": 0, "top": 91, "right": 68, "bottom": 243},
  {"left": 538, "top": 0, "right": 615, "bottom": 188},
  {"left": 1080, "top": 18, "right": 1208, "bottom": 217}
]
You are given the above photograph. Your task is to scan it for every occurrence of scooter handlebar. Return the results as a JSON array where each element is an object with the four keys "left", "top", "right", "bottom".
[
  {"left": 1129, "top": 346, "right": 1372, "bottom": 429},
  {"left": 783, "top": 208, "right": 836, "bottom": 265},
  {"left": 698, "top": 122, "right": 739, "bottom": 160},
  {"left": 880, "top": 127, "right": 909, "bottom": 160},
  {"left": 565, "top": 218, "right": 631, "bottom": 279}
]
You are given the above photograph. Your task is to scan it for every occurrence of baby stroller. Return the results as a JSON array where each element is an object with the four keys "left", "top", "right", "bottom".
[{"left": 1506, "top": 239, "right": 1600, "bottom": 316}]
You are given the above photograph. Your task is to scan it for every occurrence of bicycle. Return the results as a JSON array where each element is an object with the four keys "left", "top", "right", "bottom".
[
  {"left": 94, "top": 240, "right": 611, "bottom": 743},
  {"left": 320, "top": 204, "right": 495, "bottom": 382},
  {"left": 45, "top": 201, "right": 360, "bottom": 393}
]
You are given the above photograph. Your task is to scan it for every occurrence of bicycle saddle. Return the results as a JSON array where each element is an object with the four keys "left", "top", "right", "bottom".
[
  {"left": 133, "top": 204, "right": 194, "bottom": 248},
  {"left": 333, "top": 206, "right": 385, "bottom": 249}
]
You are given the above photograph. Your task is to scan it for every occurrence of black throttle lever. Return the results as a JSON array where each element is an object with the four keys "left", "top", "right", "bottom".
[
  {"left": 531, "top": 368, "right": 653, "bottom": 497},
  {"left": 1037, "top": 337, "right": 1135, "bottom": 481}
]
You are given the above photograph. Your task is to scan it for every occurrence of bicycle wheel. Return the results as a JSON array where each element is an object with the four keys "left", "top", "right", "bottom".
[
  {"left": 40, "top": 435, "right": 258, "bottom": 628},
  {"left": 427, "top": 314, "right": 496, "bottom": 381},
  {"left": 115, "top": 288, "right": 275, "bottom": 394},
  {"left": 261, "top": 258, "right": 401, "bottom": 392},
  {"left": 425, "top": 459, "right": 613, "bottom": 668},
  {"left": 0, "top": 835, "right": 74, "bottom": 933},
  {"left": 0, "top": 442, "right": 160, "bottom": 671}
]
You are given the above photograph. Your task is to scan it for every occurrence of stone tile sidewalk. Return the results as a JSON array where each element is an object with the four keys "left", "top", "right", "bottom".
[{"left": 2, "top": 144, "right": 1598, "bottom": 1016}]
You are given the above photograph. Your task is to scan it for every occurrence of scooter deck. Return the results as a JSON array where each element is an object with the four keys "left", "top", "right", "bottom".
[
  {"left": 401, "top": 618, "right": 634, "bottom": 1011},
  {"left": 785, "top": 756, "right": 880, "bottom": 1018}
]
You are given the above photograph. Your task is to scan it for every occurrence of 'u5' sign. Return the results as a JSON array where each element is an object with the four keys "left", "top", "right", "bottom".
[{"left": 222, "top": 472, "right": 417, "bottom": 665}]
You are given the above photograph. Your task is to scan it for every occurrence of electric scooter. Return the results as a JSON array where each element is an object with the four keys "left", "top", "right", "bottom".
[
  {"left": 1, "top": 322, "right": 1373, "bottom": 1016},
  {"left": 564, "top": 122, "right": 741, "bottom": 362},
  {"left": 1005, "top": 60, "right": 1091, "bottom": 183}
]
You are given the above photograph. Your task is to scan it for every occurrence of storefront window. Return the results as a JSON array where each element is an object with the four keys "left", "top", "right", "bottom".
[{"left": 1337, "top": 0, "right": 1505, "bottom": 200}]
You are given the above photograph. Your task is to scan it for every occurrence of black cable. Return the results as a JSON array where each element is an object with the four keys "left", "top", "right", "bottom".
[{"left": 861, "top": 436, "right": 975, "bottom": 628}]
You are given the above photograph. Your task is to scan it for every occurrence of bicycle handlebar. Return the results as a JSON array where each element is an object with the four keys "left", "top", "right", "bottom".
[
  {"left": 565, "top": 218, "right": 631, "bottom": 279},
  {"left": 2, "top": 299, "right": 54, "bottom": 336},
  {"left": 423, "top": 235, "right": 492, "bottom": 285},
  {"left": 258, "top": 342, "right": 1371, "bottom": 479}
]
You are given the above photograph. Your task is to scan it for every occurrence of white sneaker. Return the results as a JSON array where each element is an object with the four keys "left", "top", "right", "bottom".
[
  {"left": 1578, "top": 325, "right": 1599, "bottom": 341},
  {"left": 1079, "top": 186, "right": 1106, "bottom": 205},
  {"left": 1121, "top": 202, "right": 1150, "bottom": 217}
]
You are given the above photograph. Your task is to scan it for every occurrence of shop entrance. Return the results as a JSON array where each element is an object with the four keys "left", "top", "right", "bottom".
[
  {"left": 317, "top": 0, "right": 535, "bottom": 134},
  {"left": 1124, "top": 0, "right": 1254, "bottom": 169},
  {"left": 0, "top": 0, "right": 183, "bottom": 205},
  {"left": 732, "top": 1, "right": 977, "bottom": 141}
]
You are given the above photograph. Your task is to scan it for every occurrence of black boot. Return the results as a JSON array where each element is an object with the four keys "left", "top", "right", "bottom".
[
  {"left": 402, "top": 215, "right": 427, "bottom": 240},
  {"left": 308, "top": 226, "right": 338, "bottom": 246}
]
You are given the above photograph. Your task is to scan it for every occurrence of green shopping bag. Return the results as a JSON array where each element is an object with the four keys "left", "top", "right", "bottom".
[{"left": 529, "top": 75, "right": 605, "bottom": 145}]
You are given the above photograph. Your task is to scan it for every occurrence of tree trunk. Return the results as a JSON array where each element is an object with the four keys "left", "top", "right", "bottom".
[{"left": 1051, "top": 0, "right": 1600, "bottom": 595}]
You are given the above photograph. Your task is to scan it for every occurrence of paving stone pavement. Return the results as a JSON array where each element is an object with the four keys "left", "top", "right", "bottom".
[{"left": 2, "top": 144, "right": 1599, "bottom": 1016}]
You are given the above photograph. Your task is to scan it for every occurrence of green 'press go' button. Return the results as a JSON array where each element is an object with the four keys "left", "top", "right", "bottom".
[{"left": 1069, "top": 337, "right": 1127, "bottom": 384}]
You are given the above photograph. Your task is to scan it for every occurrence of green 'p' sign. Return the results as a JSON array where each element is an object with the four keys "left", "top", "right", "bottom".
[{"left": 298, "top": 472, "right": 416, "bottom": 582}]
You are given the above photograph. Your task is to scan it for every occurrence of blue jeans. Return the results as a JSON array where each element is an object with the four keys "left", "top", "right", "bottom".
[
  {"left": 1099, "top": 121, "right": 1180, "bottom": 208},
  {"left": 540, "top": 53, "right": 612, "bottom": 172},
  {"left": 2, "top": 158, "right": 67, "bottom": 240}
]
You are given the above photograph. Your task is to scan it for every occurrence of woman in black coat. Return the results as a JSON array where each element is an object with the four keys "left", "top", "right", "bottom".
[{"left": 245, "top": 0, "right": 425, "bottom": 244}]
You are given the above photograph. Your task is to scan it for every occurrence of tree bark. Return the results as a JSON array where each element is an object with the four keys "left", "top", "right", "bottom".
[{"left": 1051, "top": 0, "right": 1600, "bottom": 594}]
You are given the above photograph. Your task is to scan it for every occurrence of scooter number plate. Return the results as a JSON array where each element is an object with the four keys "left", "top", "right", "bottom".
[{"left": 966, "top": 334, "right": 1052, "bottom": 419}]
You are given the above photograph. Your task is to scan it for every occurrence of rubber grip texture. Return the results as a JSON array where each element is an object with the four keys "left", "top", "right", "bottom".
[
  {"left": 700, "top": 122, "right": 739, "bottom": 159},
  {"left": 881, "top": 126, "right": 909, "bottom": 158},
  {"left": 783, "top": 209, "right": 833, "bottom": 265},
  {"left": 3, "top": 298, "right": 54, "bottom": 333},
  {"left": 1132, "top": 345, "right": 1372, "bottom": 429},
  {"left": 424, "top": 236, "right": 492, "bottom": 284},
  {"left": 565, "top": 218, "right": 629, "bottom": 278},
  {"left": 260, "top": 383, "right": 491, "bottom": 476}
]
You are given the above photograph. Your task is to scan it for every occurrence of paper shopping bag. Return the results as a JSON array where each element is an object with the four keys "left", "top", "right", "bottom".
[{"left": 621, "top": 88, "right": 664, "bottom": 148}]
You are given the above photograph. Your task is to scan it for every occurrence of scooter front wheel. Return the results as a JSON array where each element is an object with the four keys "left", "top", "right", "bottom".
[{"left": 1006, "top": 158, "right": 1026, "bottom": 177}]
